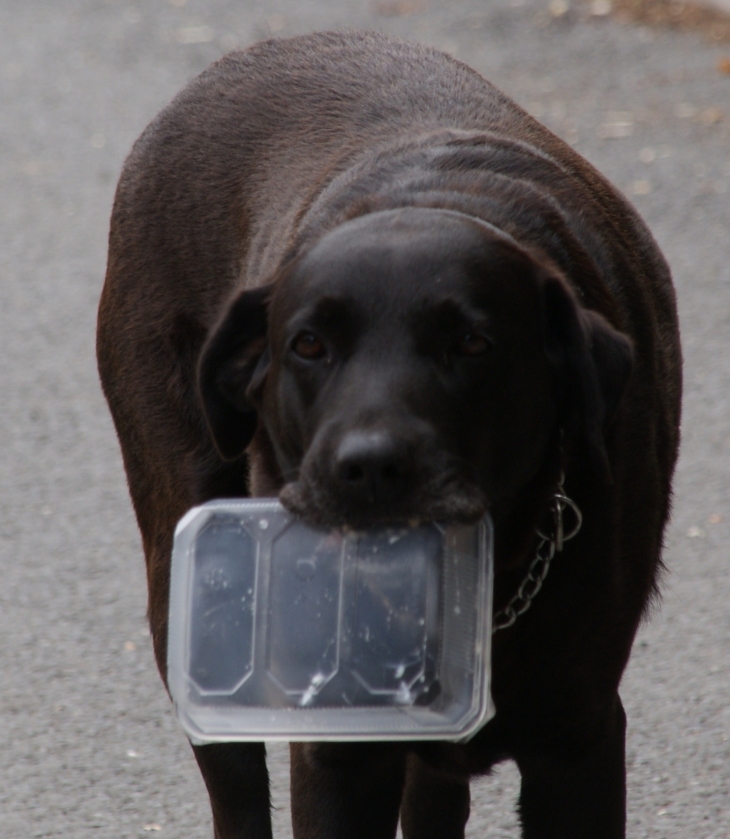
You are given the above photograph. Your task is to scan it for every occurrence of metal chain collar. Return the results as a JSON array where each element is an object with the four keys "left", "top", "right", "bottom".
[{"left": 492, "top": 479, "right": 582, "bottom": 634}]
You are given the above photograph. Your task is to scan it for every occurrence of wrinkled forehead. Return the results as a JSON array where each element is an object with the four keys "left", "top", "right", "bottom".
[{"left": 272, "top": 209, "right": 531, "bottom": 320}]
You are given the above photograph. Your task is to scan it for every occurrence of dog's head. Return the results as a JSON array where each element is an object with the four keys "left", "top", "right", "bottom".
[{"left": 199, "top": 208, "right": 632, "bottom": 527}]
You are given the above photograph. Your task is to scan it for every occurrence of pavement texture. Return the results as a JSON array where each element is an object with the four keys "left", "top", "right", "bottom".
[{"left": 1, "top": 1, "right": 729, "bottom": 837}]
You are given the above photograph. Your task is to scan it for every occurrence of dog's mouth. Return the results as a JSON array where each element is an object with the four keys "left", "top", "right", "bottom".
[{"left": 278, "top": 475, "right": 488, "bottom": 530}]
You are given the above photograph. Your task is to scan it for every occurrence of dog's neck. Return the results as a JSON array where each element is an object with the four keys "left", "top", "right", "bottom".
[{"left": 488, "top": 427, "right": 566, "bottom": 616}]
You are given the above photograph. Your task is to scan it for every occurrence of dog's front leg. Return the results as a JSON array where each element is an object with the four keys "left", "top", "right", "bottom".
[
  {"left": 400, "top": 751, "right": 470, "bottom": 839},
  {"left": 515, "top": 696, "right": 627, "bottom": 839},
  {"left": 290, "top": 742, "right": 406, "bottom": 839},
  {"left": 192, "top": 742, "right": 272, "bottom": 839}
]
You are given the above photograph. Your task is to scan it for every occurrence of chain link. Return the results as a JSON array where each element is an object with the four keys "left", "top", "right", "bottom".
[{"left": 492, "top": 482, "right": 582, "bottom": 634}]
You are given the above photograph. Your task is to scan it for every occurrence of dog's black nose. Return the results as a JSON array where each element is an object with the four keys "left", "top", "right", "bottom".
[{"left": 334, "top": 430, "right": 415, "bottom": 502}]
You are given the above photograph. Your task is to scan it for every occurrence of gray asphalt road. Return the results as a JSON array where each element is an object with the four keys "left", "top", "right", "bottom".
[{"left": 1, "top": 1, "right": 729, "bottom": 837}]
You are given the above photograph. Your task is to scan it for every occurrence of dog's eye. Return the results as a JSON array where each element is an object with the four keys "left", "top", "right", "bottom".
[
  {"left": 292, "top": 331, "right": 327, "bottom": 360},
  {"left": 456, "top": 332, "right": 493, "bottom": 357}
]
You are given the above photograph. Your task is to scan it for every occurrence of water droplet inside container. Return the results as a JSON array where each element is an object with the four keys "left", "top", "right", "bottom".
[
  {"left": 259, "top": 518, "right": 269, "bottom": 529},
  {"left": 203, "top": 568, "right": 231, "bottom": 591}
]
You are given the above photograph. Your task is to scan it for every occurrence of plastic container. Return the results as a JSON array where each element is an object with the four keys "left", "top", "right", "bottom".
[{"left": 168, "top": 499, "right": 494, "bottom": 743}]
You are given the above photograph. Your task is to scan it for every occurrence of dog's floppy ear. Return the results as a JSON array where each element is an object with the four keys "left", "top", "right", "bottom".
[
  {"left": 198, "top": 284, "right": 274, "bottom": 460},
  {"left": 542, "top": 272, "right": 633, "bottom": 476}
]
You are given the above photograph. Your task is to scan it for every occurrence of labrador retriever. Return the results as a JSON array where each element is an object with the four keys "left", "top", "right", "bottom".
[{"left": 97, "top": 30, "right": 681, "bottom": 839}]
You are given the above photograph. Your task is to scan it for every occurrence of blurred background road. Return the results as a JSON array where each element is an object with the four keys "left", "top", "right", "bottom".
[{"left": 1, "top": 1, "right": 729, "bottom": 837}]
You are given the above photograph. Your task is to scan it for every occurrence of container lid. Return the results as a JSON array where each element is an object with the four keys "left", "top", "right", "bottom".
[{"left": 168, "top": 499, "right": 494, "bottom": 743}]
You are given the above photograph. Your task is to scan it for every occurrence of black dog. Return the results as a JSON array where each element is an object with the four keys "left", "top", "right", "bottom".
[{"left": 97, "top": 30, "right": 681, "bottom": 839}]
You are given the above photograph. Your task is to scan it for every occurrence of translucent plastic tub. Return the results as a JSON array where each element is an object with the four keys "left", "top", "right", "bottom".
[{"left": 167, "top": 499, "right": 494, "bottom": 743}]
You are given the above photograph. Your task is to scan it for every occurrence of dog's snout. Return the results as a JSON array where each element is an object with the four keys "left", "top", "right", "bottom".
[{"left": 334, "top": 430, "right": 415, "bottom": 499}]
